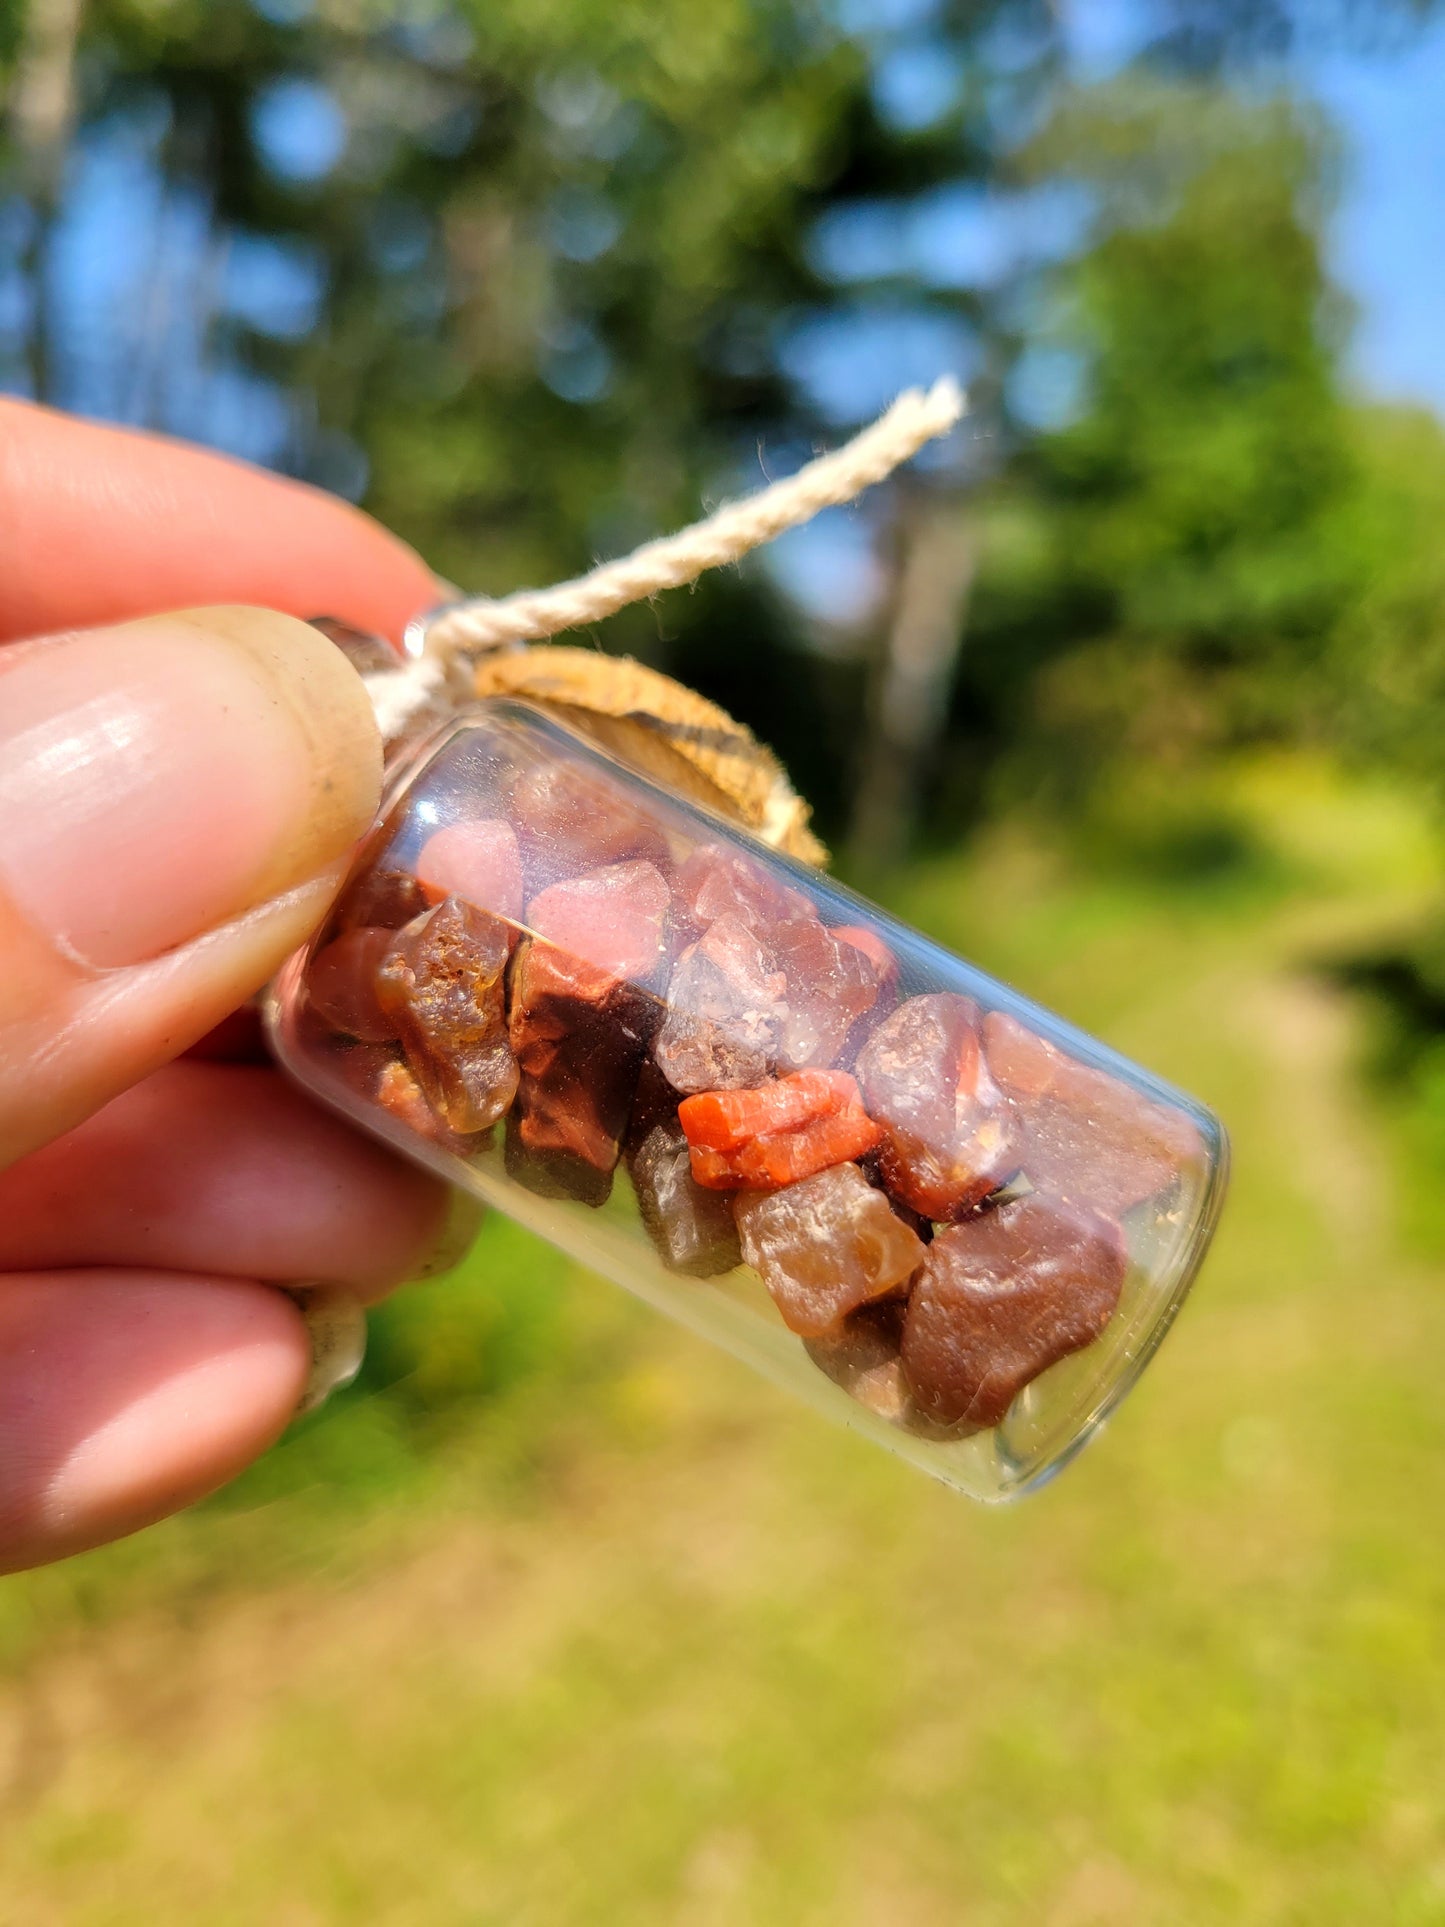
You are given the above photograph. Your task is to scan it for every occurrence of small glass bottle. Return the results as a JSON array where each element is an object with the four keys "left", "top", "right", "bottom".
[{"left": 266, "top": 698, "right": 1227, "bottom": 1498}]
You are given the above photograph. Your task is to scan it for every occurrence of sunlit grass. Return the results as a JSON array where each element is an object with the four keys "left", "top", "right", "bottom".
[{"left": 6, "top": 753, "right": 1445, "bottom": 1925}]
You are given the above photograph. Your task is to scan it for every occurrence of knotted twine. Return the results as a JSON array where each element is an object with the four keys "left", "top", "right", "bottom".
[{"left": 362, "top": 376, "right": 965, "bottom": 865}]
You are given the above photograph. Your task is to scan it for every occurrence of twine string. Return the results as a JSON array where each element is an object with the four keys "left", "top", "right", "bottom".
[{"left": 363, "top": 375, "right": 965, "bottom": 742}]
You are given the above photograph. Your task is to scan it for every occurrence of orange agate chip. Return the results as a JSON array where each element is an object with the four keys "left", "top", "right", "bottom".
[{"left": 678, "top": 1069, "right": 882, "bottom": 1190}]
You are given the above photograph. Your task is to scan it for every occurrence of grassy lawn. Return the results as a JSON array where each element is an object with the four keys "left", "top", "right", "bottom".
[{"left": 5, "top": 755, "right": 1445, "bottom": 1925}]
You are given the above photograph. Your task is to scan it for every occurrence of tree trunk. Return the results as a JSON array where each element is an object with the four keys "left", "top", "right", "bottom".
[
  {"left": 848, "top": 489, "right": 978, "bottom": 876},
  {"left": 8, "top": 0, "right": 85, "bottom": 401}
]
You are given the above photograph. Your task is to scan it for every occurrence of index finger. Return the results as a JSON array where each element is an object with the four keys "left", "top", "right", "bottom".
[{"left": 0, "top": 400, "right": 439, "bottom": 645}]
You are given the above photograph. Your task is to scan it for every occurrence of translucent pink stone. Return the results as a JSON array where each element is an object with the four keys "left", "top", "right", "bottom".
[
  {"left": 526, "top": 859, "right": 671, "bottom": 986},
  {"left": 674, "top": 843, "right": 815, "bottom": 935},
  {"left": 417, "top": 819, "right": 524, "bottom": 921},
  {"left": 770, "top": 917, "right": 882, "bottom": 1071}
]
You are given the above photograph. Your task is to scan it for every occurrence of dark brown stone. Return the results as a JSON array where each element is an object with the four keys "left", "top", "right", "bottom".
[
  {"left": 629, "top": 1120, "right": 743, "bottom": 1277},
  {"left": 507, "top": 939, "right": 661, "bottom": 1176},
  {"left": 503, "top": 1115, "right": 614, "bottom": 1208},
  {"left": 625, "top": 1058, "right": 686, "bottom": 1153},
  {"left": 900, "top": 1195, "right": 1128, "bottom": 1428}
]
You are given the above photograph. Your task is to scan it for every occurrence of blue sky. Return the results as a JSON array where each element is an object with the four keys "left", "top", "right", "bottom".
[{"left": 1307, "top": 17, "right": 1445, "bottom": 418}]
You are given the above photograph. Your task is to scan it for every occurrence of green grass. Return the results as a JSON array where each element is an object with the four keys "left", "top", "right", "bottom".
[{"left": 6, "top": 752, "right": 1445, "bottom": 1925}]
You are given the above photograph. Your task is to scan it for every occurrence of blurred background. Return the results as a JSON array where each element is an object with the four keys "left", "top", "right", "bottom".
[{"left": 6, "top": 0, "right": 1445, "bottom": 1918}]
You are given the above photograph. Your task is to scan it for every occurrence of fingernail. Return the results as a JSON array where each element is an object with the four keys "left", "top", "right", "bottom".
[
  {"left": 0, "top": 606, "right": 381, "bottom": 968},
  {"left": 285, "top": 1285, "right": 368, "bottom": 1417},
  {"left": 413, "top": 1188, "right": 485, "bottom": 1281}
]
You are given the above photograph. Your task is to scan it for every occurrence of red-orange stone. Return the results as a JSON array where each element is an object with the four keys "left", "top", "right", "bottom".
[
  {"left": 679, "top": 1069, "right": 860, "bottom": 1150},
  {"left": 736, "top": 1162, "right": 925, "bottom": 1337},
  {"left": 983, "top": 1011, "right": 1203, "bottom": 1216},
  {"left": 679, "top": 1070, "right": 881, "bottom": 1190},
  {"left": 855, "top": 993, "right": 1015, "bottom": 1220},
  {"left": 900, "top": 1195, "right": 1127, "bottom": 1428}
]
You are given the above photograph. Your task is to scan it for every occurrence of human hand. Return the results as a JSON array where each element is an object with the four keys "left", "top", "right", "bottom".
[{"left": 0, "top": 400, "right": 465, "bottom": 1574}]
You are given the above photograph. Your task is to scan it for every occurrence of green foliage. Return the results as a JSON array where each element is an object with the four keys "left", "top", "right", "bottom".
[
  {"left": 960, "top": 86, "right": 1357, "bottom": 820},
  {"left": 1326, "top": 406, "right": 1445, "bottom": 805},
  {"left": 939, "top": 77, "right": 1445, "bottom": 876}
]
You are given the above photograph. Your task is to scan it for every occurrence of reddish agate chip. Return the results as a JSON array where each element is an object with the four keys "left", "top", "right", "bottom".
[
  {"left": 855, "top": 993, "right": 1015, "bottom": 1221},
  {"left": 900, "top": 1195, "right": 1127, "bottom": 1428},
  {"left": 306, "top": 926, "right": 400, "bottom": 1044},
  {"left": 417, "top": 819, "right": 524, "bottom": 922},
  {"left": 679, "top": 1068, "right": 881, "bottom": 1190},
  {"left": 674, "top": 844, "right": 815, "bottom": 935},
  {"left": 983, "top": 1011, "right": 1203, "bottom": 1217},
  {"left": 526, "top": 859, "right": 671, "bottom": 986},
  {"left": 654, "top": 913, "right": 789, "bottom": 1092},
  {"left": 769, "top": 918, "right": 882, "bottom": 1072},
  {"left": 375, "top": 897, "right": 518, "bottom": 1135},
  {"left": 735, "top": 1162, "right": 925, "bottom": 1337}
]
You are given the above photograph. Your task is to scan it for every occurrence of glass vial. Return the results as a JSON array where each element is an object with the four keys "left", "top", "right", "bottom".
[{"left": 266, "top": 699, "right": 1227, "bottom": 1499}]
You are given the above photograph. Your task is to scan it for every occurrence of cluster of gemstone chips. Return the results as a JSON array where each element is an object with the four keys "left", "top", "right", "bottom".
[{"left": 300, "top": 757, "right": 1203, "bottom": 1442}]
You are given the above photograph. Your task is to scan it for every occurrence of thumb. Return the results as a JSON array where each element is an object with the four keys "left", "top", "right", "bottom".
[{"left": 0, "top": 607, "right": 381, "bottom": 1167}]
